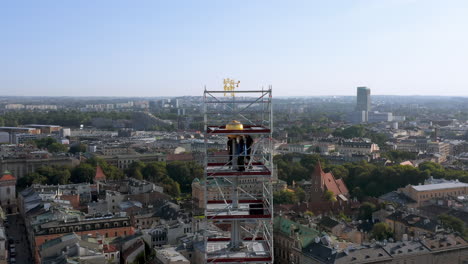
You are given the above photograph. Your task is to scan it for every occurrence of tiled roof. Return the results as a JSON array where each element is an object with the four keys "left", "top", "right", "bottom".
[
  {"left": 94, "top": 166, "right": 107, "bottom": 181},
  {"left": 0, "top": 173, "right": 16, "bottom": 181},
  {"left": 313, "top": 161, "right": 349, "bottom": 197},
  {"left": 335, "top": 179, "right": 349, "bottom": 195}
]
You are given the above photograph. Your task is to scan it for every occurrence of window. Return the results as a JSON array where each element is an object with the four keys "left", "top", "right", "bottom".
[{"left": 6, "top": 187, "right": 10, "bottom": 195}]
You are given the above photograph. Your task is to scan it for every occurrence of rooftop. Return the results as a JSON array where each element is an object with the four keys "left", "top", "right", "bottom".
[
  {"left": 379, "top": 191, "right": 416, "bottom": 206},
  {"left": 274, "top": 216, "right": 320, "bottom": 249},
  {"left": 157, "top": 247, "right": 189, "bottom": 262},
  {"left": 24, "top": 124, "right": 61, "bottom": 127},
  {"left": 0, "top": 173, "right": 16, "bottom": 181},
  {"left": 412, "top": 182, "right": 468, "bottom": 192},
  {"left": 0, "top": 126, "right": 37, "bottom": 130}
]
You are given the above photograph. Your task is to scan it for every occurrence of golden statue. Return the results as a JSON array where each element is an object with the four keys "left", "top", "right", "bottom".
[{"left": 223, "top": 78, "right": 240, "bottom": 97}]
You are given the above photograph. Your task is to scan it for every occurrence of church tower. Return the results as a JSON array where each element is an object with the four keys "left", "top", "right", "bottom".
[{"left": 309, "top": 161, "right": 325, "bottom": 201}]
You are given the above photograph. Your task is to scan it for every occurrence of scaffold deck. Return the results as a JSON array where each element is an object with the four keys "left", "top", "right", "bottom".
[{"left": 206, "top": 240, "right": 272, "bottom": 263}]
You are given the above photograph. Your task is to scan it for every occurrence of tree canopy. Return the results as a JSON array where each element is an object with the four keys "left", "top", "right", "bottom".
[
  {"left": 124, "top": 160, "right": 204, "bottom": 198},
  {"left": 438, "top": 214, "right": 465, "bottom": 234},
  {"left": 274, "top": 153, "right": 468, "bottom": 200},
  {"left": 358, "top": 202, "right": 377, "bottom": 220},
  {"left": 17, "top": 157, "right": 123, "bottom": 190},
  {"left": 273, "top": 190, "right": 298, "bottom": 204},
  {"left": 69, "top": 143, "right": 88, "bottom": 154},
  {"left": 371, "top": 222, "right": 393, "bottom": 240},
  {"left": 381, "top": 150, "right": 418, "bottom": 163}
]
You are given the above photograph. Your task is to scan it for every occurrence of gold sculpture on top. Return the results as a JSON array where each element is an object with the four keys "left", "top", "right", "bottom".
[
  {"left": 226, "top": 120, "right": 243, "bottom": 139},
  {"left": 226, "top": 120, "right": 243, "bottom": 131},
  {"left": 223, "top": 78, "right": 240, "bottom": 97}
]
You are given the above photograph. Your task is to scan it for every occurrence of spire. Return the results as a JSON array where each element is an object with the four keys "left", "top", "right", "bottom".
[{"left": 313, "top": 161, "right": 324, "bottom": 178}]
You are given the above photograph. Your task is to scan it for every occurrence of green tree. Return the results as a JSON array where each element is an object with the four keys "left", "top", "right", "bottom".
[
  {"left": 371, "top": 222, "right": 393, "bottom": 240},
  {"left": 35, "top": 137, "right": 57, "bottom": 149},
  {"left": 71, "top": 163, "right": 96, "bottom": 183},
  {"left": 273, "top": 190, "right": 298, "bottom": 204},
  {"left": 338, "top": 211, "right": 351, "bottom": 222},
  {"left": 333, "top": 125, "right": 366, "bottom": 139},
  {"left": 359, "top": 202, "right": 376, "bottom": 220},
  {"left": 351, "top": 187, "right": 365, "bottom": 201},
  {"left": 274, "top": 153, "right": 321, "bottom": 184},
  {"left": 162, "top": 177, "right": 181, "bottom": 197},
  {"left": 438, "top": 214, "right": 465, "bottom": 233},
  {"left": 69, "top": 143, "right": 88, "bottom": 154},
  {"left": 166, "top": 161, "right": 202, "bottom": 194},
  {"left": 17, "top": 172, "right": 47, "bottom": 189},
  {"left": 382, "top": 150, "right": 417, "bottom": 163},
  {"left": 127, "top": 161, "right": 146, "bottom": 180},
  {"left": 304, "top": 210, "right": 314, "bottom": 217},
  {"left": 328, "top": 165, "right": 349, "bottom": 180},
  {"left": 295, "top": 187, "right": 306, "bottom": 202},
  {"left": 139, "top": 162, "right": 181, "bottom": 197},
  {"left": 36, "top": 166, "right": 71, "bottom": 185},
  {"left": 47, "top": 142, "right": 68, "bottom": 153},
  {"left": 323, "top": 190, "right": 337, "bottom": 202},
  {"left": 17, "top": 165, "right": 72, "bottom": 188},
  {"left": 87, "top": 157, "right": 124, "bottom": 180},
  {"left": 142, "top": 162, "right": 167, "bottom": 182}
]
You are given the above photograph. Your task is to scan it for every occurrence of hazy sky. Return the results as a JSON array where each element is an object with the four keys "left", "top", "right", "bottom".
[{"left": 1, "top": 0, "right": 468, "bottom": 97}]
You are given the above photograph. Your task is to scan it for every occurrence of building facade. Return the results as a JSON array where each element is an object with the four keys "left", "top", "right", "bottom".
[
  {"left": 399, "top": 182, "right": 468, "bottom": 206},
  {"left": 0, "top": 172, "right": 17, "bottom": 214}
]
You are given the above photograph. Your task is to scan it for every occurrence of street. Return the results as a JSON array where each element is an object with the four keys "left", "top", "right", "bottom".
[{"left": 5, "top": 214, "right": 32, "bottom": 264}]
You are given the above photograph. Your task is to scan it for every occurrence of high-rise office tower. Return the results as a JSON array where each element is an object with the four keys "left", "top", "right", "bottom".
[{"left": 356, "top": 86, "right": 371, "bottom": 112}]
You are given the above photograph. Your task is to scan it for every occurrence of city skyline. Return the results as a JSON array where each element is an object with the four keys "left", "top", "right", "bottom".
[{"left": 1, "top": 0, "right": 468, "bottom": 97}]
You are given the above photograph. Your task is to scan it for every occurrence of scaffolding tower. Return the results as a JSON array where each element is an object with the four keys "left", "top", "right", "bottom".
[{"left": 203, "top": 84, "right": 274, "bottom": 263}]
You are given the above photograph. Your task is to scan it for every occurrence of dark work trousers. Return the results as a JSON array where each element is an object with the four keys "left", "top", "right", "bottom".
[
  {"left": 245, "top": 135, "right": 253, "bottom": 164},
  {"left": 227, "top": 138, "right": 233, "bottom": 166},
  {"left": 237, "top": 138, "right": 246, "bottom": 171}
]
